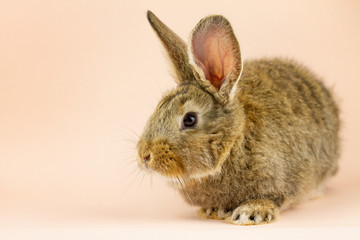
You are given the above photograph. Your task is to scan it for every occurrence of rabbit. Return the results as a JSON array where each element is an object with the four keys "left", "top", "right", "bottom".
[{"left": 136, "top": 11, "right": 340, "bottom": 225}]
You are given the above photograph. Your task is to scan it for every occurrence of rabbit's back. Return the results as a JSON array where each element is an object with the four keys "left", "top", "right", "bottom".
[{"left": 237, "top": 58, "right": 340, "bottom": 203}]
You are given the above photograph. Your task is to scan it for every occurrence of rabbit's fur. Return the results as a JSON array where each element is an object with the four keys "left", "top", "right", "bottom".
[{"left": 137, "top": 11, "right": 340, "bottom": 225}]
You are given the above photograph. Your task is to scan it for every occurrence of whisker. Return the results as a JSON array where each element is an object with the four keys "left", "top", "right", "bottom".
[
  {"left": 105, "top": 119, "right": 141, "bottom": 140},
  {"left": 178, "top": 173, "right": 198, "bottom": 218},
  {"left": 141, "top": 101, "right": 157, "bottom": 110},
  {"left": 176, "top": 175, "right": 195, "bottom": 207},
  {"left": 137, "top": 172, "right": 147, "bottom": 192},
  {"left": 150, "top": 175, "right": 153, "bottom": 189},
  {"left": 122, "top": 168, "right": 143, "bottom": 195},
  {"left": 112, "top": 153, "right": 137, "bottom": 159},
  {"left": 122, "top": 138, "right": 138, "bottom": 144},
  {"left": 123, "top": 164, "right": 141, "bottom": 180},
  {"left": 107, "top": 147, "right": 136, "bottom": 152},
  {"left": 123, "top": 127, "right": 141, "bottom": 140},
  {"left": 121, "top": 159, "right": 138, "bottom": 168}
]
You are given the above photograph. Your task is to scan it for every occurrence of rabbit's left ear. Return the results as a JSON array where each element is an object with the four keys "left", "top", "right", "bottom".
[
  {"left": 189, "top": 15, "right": 242, "bottom": 103},
  {"left": 147, "top": 11, "right": 195, "bottom": 84}
]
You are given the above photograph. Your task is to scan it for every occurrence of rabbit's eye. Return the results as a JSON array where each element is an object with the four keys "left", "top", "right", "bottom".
[{"left": 182, "top": 112, "right": 198, "bottom": 129}]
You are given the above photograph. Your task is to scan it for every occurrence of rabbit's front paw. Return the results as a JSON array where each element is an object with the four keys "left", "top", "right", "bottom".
[
  {"left": 226, "top": 199, "right": 279, "bottom": 225},
  {"left": 197, "top": 207, "right": 232, "bottom": 220}
]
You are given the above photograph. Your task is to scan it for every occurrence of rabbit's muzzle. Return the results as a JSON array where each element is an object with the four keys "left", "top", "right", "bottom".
[{"left": 137, "top": 139, "right": 184, "bottom": 177}]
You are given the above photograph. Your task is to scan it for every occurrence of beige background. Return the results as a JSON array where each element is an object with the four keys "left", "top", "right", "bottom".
[{"left": 0, "top": 0, "right": 360, "bottom": 239}]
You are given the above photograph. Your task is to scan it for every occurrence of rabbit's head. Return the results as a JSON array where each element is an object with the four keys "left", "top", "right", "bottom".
[{"left": 137, "top": 11, "right": 244, "bottom": 180}]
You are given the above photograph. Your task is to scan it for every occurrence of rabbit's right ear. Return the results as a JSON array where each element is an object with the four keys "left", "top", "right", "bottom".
[{"left": 147, "top": 11, "right": 194, "bottom": 84}]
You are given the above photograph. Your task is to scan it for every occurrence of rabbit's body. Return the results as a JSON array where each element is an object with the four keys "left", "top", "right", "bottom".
[
  {"left": 137, "top": 11, "right": 340, "bottom": 225},
  {"left": 178, "top": 58, "right": 340, "bottom": 212}
]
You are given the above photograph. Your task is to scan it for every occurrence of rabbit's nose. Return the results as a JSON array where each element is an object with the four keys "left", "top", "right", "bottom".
[
  {"left": 143, "top": 154, "right": 151, "bottom": 169},
  {"left": 143, "top": 154, "right": 151, "bottom": 163}
]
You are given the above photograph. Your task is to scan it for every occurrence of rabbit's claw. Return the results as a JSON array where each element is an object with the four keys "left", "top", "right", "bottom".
[
  {"left": 226, "top": 199, "right": 278, "bottom": 225},
  {"left": 197, "top": 207, "right": 232, "bottom": 220}
]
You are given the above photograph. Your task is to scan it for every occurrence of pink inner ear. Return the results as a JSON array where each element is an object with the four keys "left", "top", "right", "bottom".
[{"left": 192, "top": 25, "right": 233, "bottom": 90}]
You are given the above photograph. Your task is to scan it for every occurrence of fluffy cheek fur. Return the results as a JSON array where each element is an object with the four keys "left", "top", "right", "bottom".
[{"left": 176, "top": 135, "right": 216, "bottom": 177}]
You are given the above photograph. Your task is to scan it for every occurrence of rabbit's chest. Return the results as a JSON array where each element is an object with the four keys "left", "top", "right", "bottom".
[{"left": 179, "top": 174, "right": 247, "bottom": 209}]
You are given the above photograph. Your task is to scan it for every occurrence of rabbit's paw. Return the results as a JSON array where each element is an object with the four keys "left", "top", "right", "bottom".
[
  {"left": 226, "top": 199, "right": 279, "bottom": 225},
  {"left": 197, "top": 208, "right": 232, "bottom": 220}
]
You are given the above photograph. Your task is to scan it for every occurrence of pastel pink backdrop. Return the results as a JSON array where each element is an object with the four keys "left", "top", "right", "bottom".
[{"left": 0, "top": 0, "right": 359, "bottom": 239}]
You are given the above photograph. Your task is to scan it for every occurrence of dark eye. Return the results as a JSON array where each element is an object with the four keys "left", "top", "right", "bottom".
[{"left": 182, "top": 112, "right": 198, "bottom": 129}]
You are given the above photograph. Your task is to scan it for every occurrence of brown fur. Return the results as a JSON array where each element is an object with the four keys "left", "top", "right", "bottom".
[{"left": 137, "top": 11, "right": 340, "bottom": 225}]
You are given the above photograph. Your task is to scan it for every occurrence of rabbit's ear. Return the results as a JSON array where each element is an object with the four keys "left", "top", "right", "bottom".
[
  {"left": 189, "top": 15, "right": 242, "bottom": 102},
  {"left": 147, "top": 11, "right": 194, "bottom": 84}
]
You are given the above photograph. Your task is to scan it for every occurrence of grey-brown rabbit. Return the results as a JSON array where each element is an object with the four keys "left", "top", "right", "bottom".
[{"left": 136, "top": 11, "right": 340, "bottom": 225}]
